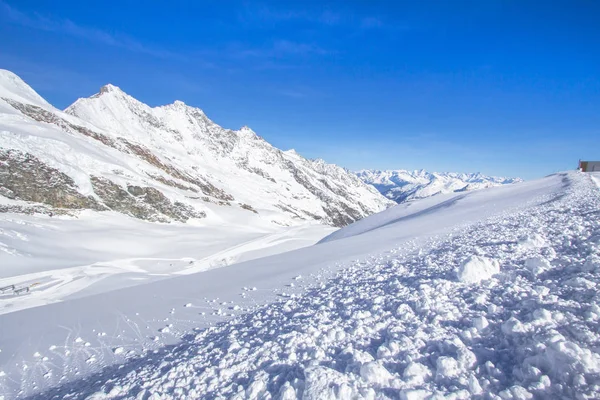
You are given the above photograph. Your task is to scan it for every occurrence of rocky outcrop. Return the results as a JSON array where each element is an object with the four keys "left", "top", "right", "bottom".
[
  {"left": 0, "top": 149, "right": 104, "bottom": 210},
  {"left": 91, "top": 177, "right": 206, "bottom": 222},
  {"left": 0, "top": 149, "right": 204, "bottom": 222}
]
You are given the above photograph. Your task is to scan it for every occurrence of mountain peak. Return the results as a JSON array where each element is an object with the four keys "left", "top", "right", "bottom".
[
  {"left": 0, "top": 69, "right": 51, "bottom": 107},
  {"left": 238, "top": 125, "right": 262, "bottom": 140},
  {"left": 99, "top": 83, "right": 124, "bottom": 95},
  {"left": 0, "top": 69, "right": 21, "bottom": 81}
]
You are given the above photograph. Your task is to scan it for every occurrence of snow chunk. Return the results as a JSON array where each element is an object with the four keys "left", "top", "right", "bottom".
[
  {"left": 359, "top": 361, "right": 394, "bottom": 386},
  {"left": 403, "top": 362, "right": 432, "bottom": 385},
  {"left": 518, "top": 234, "right": 547, "bottom": 249},
  {"left": 502, "top": 317, "right": 528, "bottom": 335},
  {"left": 499, "top": 385, "right": 533, "bottom": 399},
  {"left": 582, "top": 254, "right": 600, "bottom": 272},
  {"left": 563, "top": 277, "right": 596, "bottom": 289},
  {"left": 524, "top": 256, "right": 551, "bottom": 276},
  {"left": 457, "top": 255, "right": 500, "bottom": 283},
  {"left": 473, "top": 316, "right": 489, "bottom": 332},
  {"left": 400, "top": 389, "right": 433, "bottom": 400},
  {"left": 525, "top": 340, "right": 600, "bottom": 377},
  {"left": 303, "top": 366, "right": 351, "bottom": 400},
  {"left": 436, "top": 356, "right": 461, "bottom": 378}
]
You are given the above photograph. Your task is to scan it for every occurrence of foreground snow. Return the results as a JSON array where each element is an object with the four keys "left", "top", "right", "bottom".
[{"left": 1, "top": 172, "right": 598, "bottom": 399}]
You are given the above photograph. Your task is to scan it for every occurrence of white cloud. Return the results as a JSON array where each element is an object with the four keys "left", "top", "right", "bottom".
[{"left": 0, "top": 1, "right": 183, "bottom": 59}]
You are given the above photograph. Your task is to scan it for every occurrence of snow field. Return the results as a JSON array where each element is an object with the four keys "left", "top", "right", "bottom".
[
  {"left": 0, "top": 213, "right": 334, "bottom": 315},
  {"left": 30, "top": 172, "right": 600, "bottom": 399}
]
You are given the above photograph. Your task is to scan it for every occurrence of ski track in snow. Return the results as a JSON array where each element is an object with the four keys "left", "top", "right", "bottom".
[
  {"left": 18, "top": 172, "right": 600, "bottom": 400},
  {"left": 0, "top": 224, "right": 330, "bottom": 315}
]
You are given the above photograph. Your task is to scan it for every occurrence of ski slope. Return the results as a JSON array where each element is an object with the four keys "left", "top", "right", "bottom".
[{"left": 1, "top": 171, "right": 599, "bottom": 399}]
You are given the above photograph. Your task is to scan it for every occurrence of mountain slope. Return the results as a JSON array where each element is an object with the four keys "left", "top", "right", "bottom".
[
  {"left": 357, "top": 169, "right": 522, "bottom": 203},
  {"left": 2, "top": 172, "right": 598, "bottom": 399},
  {"left": 0, "top": 69, "right": 392, "bottom": 227}
]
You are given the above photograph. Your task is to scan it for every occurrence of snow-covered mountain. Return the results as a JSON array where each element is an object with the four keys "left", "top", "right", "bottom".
[
  {"left": 0, "top": 69, "right": 392, "bottom": 227},
  {"left": 357, "top": 169, "right": 522, "bottom": 203}
]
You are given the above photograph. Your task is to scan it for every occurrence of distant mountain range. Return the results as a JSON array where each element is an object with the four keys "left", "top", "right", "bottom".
[
  {"left": 356, "top": 169, "right": 522, "bottom": 203},
  {"left": 0, "top": 69, "right": 393, "bottom": 227}
]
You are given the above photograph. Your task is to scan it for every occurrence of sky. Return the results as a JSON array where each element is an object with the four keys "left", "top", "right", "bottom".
[{"left": 0, "top": 1, "right": 599, "bottom": 179}]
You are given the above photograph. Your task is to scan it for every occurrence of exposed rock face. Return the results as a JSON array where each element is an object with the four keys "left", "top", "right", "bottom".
[
  {"left": 0, "top": 148, "right": 204, "bottom": 222},
  {"left": 0, "top": 149, "right": 104, "bottom": 210},
  {"left": 0, "top": 69, "right": 392, "bottom": 226},
  {"left": 91, "top": 178, "right": 205, "bottom": 222}
]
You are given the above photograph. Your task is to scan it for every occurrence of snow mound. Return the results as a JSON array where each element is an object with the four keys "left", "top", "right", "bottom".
[{"left": 457, "top": 255, "right": 500, "bottom": 283}]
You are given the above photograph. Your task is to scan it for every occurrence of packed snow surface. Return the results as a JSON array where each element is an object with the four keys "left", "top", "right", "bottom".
[{"left": 1, "top": 171, "right": 599, "bottom": 399}]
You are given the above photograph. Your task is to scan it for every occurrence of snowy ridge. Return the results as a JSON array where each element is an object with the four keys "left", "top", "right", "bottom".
[
  {"left": 63, "top": 81, "right": 393, "bottom": 226},
  {"left": 0, "top": 69, "right": 392, "bottom": 227},
  {"left": 0, "top": 70, "right": 50, "bottom": 108},
  {"left": 357, "top": 169, "right": 522, "bottom": 203}
]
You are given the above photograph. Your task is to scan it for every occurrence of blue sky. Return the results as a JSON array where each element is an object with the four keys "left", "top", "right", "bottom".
[{"left": 1, "top": 1, "right": 598, "bottom": 179}]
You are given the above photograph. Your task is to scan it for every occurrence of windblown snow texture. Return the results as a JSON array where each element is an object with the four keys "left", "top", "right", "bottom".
[
  {"left": 16, "top": 172, "right": 600, "bottom": 400},
  {"left": 357, "top": 169, "right": 522, "bottom": 203}
]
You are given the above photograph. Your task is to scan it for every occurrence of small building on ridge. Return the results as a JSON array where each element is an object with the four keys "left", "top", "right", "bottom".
[{"left": 579, "top": 160, "right": 600, "bottom": 172}]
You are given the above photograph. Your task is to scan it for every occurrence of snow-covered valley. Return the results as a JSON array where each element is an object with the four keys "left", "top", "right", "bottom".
[{"left": 0, "top": 171, "right": 598, "bottom": 399}]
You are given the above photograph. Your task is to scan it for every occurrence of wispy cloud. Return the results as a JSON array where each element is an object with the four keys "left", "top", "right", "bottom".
[
  {"left": 0, "top": 0, "right": 183, "bottom": 59},
  {"left": 227, "top": 39, "right": 332, "bottom": 61},
  {"left": 277, "top": 89, "right": 307, "bottom": 99},
  {"left": 360, "top": 17, "right": 384, "bottom": 29},
  {"left": 239, "top": 3, "right": 393, "bottom": 31},
  {"left": 273, "top": 40, "right": 330, "bottom": 56},
  {"left": 238, "top": 5, "right": 343, "bottom": 26}
]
